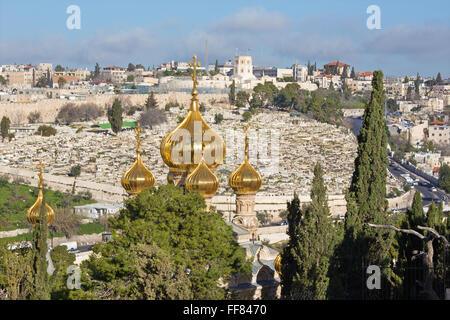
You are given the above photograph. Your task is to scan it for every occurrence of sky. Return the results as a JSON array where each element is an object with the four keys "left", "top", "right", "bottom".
[{"left": 0, "top": 0, "right": 449, "bottom": 77}]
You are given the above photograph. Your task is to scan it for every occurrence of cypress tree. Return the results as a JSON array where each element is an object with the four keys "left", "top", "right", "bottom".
[
  {"left": 107, "top": 98, "right": 123, "bottom": 134},
  {"left": 1, "top": 116, "right": 11, "bottom": 142},
  {"left": 280, "top": 163, "right": 335, "bottom": 299},
  {"left": 280, "top": 193, "right": 303, "bottom": 299},
  {"left": 350, "top": 67, "right": 356, "bottom": 79},
  {"left": 229, "top": 80, "right": 236, "bottom": 105},
  {"left": 30, "top": 200, "right": 50, "bottom": 300},
  {"left": 436, "top": 72, "right": 442, "bottom": 84},
  {"left": 214, "top": 59, "right": 219, "bottom": 73},
  {"left": 415, "top": 73, "right": 420, "bottom": 97},
  {"left": 426, "top": 201, "right": 438, "bottom": 229},
  {"left": 341, "top": 70, "right": 392, "bottom": 299}
]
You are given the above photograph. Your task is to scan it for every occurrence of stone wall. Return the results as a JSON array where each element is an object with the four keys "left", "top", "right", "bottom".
[{"left": 0, "top": 93, "right": 230, "bottom": 124}]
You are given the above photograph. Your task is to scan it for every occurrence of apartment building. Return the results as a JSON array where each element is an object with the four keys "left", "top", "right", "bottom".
[{"left": 101, "top": 66, "right": 127, "bottom": 83}]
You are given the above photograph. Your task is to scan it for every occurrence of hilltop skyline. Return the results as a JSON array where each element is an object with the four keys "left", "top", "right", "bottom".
[{"left": 0, "top": 0, "right": 449, "bottom": 77}]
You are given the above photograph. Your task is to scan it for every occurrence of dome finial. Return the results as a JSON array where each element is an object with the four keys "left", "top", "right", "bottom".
[
  {"left": 135, "top": 122, "right": 143, "bottom": 155},
  {"left": 27, "top": 159, "right": 55, "bottom": 226},
  {"left": 188, "top": 54, "right": 201, "bottom": 102},
  {"left": 37, "top": 159, "right": 45, "bottom": 189}
]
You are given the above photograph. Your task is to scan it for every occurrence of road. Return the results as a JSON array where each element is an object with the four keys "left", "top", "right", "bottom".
[
  {"left": 346, "top": 116, "right": 448, "bottom": 207},
  {"left": 387, "top": 160, "right": 446, "bottom": 207}
]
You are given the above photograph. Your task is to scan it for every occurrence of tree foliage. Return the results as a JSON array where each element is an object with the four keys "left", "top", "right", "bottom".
[
  {"left": 339, "top": 70, "right": 393, "bottom": 299},
  {"left": 76, "top": 184, "right": 250, "bottom": 300},
  {"left": 107, "top": 98, "right": 123, "bottom": 134},
  {"left": 1, "top": 116, "right": 11, "bottom": 142},
  {"left": 281, "top": 163, "right": 336, "bottom": 300}
]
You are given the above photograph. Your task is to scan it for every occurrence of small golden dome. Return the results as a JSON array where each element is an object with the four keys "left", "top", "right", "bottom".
[
  {"left": 274, "top": 254, "right": 282, "bottom": 275},
  {"left": 27, "top": 160, "right": 55, "bottom": 226},
  {"left": 160, "top": 54, "right": 226, "bottom": 175},
  {"left": 229, "top": 126, "right": 262, "bottom": 194},
  {"left": 185, "top": 158, "right": 219, "bottom": 198},
  {"left": 121, "top": 123, "right": 155, "bottom": 195}
]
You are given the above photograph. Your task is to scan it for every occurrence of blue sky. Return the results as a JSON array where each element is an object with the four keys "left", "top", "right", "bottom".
[{"left": 0, "top": 0, "right": 449, "bottom": 77}]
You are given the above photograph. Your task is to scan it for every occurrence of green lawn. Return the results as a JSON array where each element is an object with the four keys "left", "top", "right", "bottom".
[
  {"left": 96, "top": 121, "right": 137, "bottom": 129},
  {"left": 0, "top": 181, "right": 95, "bottom": 231},
  {"left": 77, "top": 222, "right": 105, "bottom": 235}
]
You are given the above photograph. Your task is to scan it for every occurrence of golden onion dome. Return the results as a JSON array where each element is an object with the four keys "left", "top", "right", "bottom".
[
  {"left": 185, "top": 158, "right": 219, "bottom": 198},
  {"left": 274, "top": 254, "right": 282, "bottom": 275},
  {"left": 229, "top": 126, "right": 262, "bottom": 194},
  {"left": 160, "top": 54, "right": 226, "bottom": 174},
  {"left": 121, "top": 123, "right": 155, "bottom": 195},
  {"left": 27, "top": 160, "right": 55, "bottom": 226}
]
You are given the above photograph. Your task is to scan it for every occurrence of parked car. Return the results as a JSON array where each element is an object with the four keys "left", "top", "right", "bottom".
[
  {"left": 280, "top": 220, "right": 288, "bottom": 226},
  {"left": 431, "top": 187, "right": 437, "bottom": 192}
]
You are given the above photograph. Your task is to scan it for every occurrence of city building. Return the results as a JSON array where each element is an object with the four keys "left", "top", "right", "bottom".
[{"left": 101, "top": 66, "right": 127, "bottom": 83}]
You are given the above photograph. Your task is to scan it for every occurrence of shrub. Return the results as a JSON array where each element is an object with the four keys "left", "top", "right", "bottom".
[
  {"left": 138, "top": 108, "right": 167, "bottom": 128},
  {"left": 214, "top": 113, "right": 224, "bottom": 124},
  {"left": 242, "top": 111, "right": 252, "bottom": 122},
  {"left": 27, "top": 111, "right": 41, "bottom": 124},
  {"left": 69, "top": 165, "right": 81, "bottom": 177},
  {"left": 35, "top": 125, "right": 56, "bottom": 137}
]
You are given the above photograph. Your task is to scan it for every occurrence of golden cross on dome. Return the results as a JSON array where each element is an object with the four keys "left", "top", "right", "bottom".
[
  {"left": 244, "top": 125, "right": 249, "bottom": 159},
  {"left": 135, "top": 122, "right": 143, "bottom": 153},
  {"left": 36, "top": 159, "right": 45, "bottom": 188},
  {"left": 189, "top": 54, "right": 201, "bottom": 95}
]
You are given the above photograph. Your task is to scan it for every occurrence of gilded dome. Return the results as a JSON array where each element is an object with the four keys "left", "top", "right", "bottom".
[
  {"left": 27, "top": 160, "right": 55, "bottom": 226},
  {"left": 229, "top": 126, "right": 262, "bottom": 194},
  {"left": 121, "top": 123, "right": 155, "bottom": 195},
  {"left": 160, "top": 54, "right": 226, "bottom": 174},
  {"left": 185, "top": 158, "right": 219, "bottom": 198}
]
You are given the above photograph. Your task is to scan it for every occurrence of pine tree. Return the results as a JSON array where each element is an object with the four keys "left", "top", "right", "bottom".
[
  {"left": 341, "top": 70, "right": 392, "bottom": 299},
  {"left": 403, "top": 76, "right": 409, "bottom": 83},
  {"left": 229, "top": 80, "right": 236, "bottom": 105},
  {"left": 107, "top": 98, "right": 123, "bottom": 134},
  {"left": 145, "top": 92, "right": 158, "bottom": 110},
  {"left": 30, "top": 200, "right": 50, "bottom": 300},
  {"left": 436, "top": 72, "right": 442, "bottom": 84},
  {"left": 280, "top": 164, "right": 335, "bottom": 299},
  {"left": 307, "top": 61, "right": 311, "bottom": 76}
]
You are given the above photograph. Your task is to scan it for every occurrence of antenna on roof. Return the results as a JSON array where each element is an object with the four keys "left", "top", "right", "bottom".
[{"left": 205, "top": 39, "right": 208, "bottom": 77}]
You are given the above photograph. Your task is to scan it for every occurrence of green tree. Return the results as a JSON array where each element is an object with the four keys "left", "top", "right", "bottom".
[
  {"left": 107, "top": 98, "right": 123, "bottom": 134},
  {"left": 69, "top": 164, "right": 81, "bottom": 177},
  {"left": 144, "top": 92, "right": 158, "bottom": 110},
  {"left": 438, "top": 163, "right": 450, "bottom": 193},
  {"left": 280, "top": 163, "right": 336, "bottom": 300},
  {"left": 127, "top": 63, "right": 136, "bottom": 72},
  {"left": 236, "top": 91, "right": 250, "bottom": 108},
  {"left": 127, "top": 75, "right": 135, "bottom": 82},
  {"left": 0, "top": 75, "right": 6, "bottom": 85},
  {"left": 49, "top": 246, "right": 76, "bottom": 299},
  {"left": 328, "top": 81, "right": 335, "bottom": 91},
  {"left": 30, "top": 202, "right": 51, "bottom": 300},
  {"left": 415, "top": 73, "right": 421, "bottom": 97},
  {"left": 403, "top": 76, "right": 409, "bottom": 83},
  {"left": 94, "top": 63, "right": 101, "bottom": 79},
  {"left": 58, "top": 77, "right": 66, "bottom": 89},
  {"left": 229, "top": 80, "right": 236, "bottom": 105},
  {"left": 340, "top": 70, "right": 393, "bottom": 299},
  {"left": 1, "top": 116, "right": 11, "bottom": 142},
  {"left": 214, "top": 113, "right": 224, "bottom": 124},
  {"left": 77, "top": 184, "right": 250, "bottom": 300},
  {"left": 214, "top": 59, "right": 219, "bottom": 73},
  {"left": 436, "top": 72, "right": 442, "bottom": 84},
  {"left": 35, "top": 125, "right": 56, "bottom": 137},
  {"left": 242, "top": 111, "right": 252, "bottom": 122},
  {"left": 350, "top": 67, "right": 356, "bottom": 79},
  {"left": 55, "top": 65, "right": 64, "bottom": 72}
]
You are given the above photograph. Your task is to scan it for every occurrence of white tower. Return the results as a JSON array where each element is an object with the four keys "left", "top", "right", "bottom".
[{"left": 233, "top": 56, "right": 256, "bottom": 81}]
